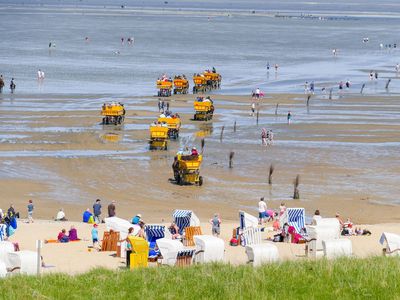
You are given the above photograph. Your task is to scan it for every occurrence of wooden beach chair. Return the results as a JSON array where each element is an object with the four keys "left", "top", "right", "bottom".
[
  {"left": 184, "top": 226, "right": 202, "bottom": 246},
  {"left": 101, "top": 231, "right": 120, "bottom": 251}
]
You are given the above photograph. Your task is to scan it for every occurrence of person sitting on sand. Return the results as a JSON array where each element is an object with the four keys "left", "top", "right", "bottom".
[
  {"left": 55, "top": 208, "right": 67, "bottom": 221},
  {"left": 82, "top": 209, "right": 93, "bottom": 223},
  {"left": 68, "top": 226, "right": 80, "bottom": 241},
  {"left": 58, "top": 229, "right": 69, "bottom": 243},
  {"left": 169, "top": 222, "right": 181, "bottom": 240},
  {"left": 342, "top": 218, "right": 354, "bottom": 236}
]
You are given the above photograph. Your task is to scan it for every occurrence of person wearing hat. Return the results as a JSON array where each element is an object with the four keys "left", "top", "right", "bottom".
[
  {"left": 91, "top": 223, "right": 99, "bottom": 249},
  {"left": 191, "top": 147, "right": 198, "bottom": 156},
  {"left": 131, "top": 214, "right": 141, "bottom": 225}
]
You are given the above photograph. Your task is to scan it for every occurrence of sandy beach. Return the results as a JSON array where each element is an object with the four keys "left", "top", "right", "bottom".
[{"left": 7, "top": 218, "right": 399, "bottom": 274}]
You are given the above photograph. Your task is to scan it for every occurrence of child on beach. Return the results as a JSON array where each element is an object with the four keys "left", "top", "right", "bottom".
[
  {"left": 27, "top": 200, "right": 34, "bottom": 223},
  {"left": 91, "top": 224, "right": 99, "bottom": 249},
  {"left": 210, "top": 213, "right": 221, "bottom": 237}
]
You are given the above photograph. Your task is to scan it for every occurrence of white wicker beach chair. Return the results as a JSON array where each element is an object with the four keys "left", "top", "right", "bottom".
[{"left": 193, "top": 235, "right": 224, "bottom": 263}]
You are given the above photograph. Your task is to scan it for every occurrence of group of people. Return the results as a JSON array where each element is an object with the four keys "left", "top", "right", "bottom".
[
  {"left": 338, "top": 80, "right": 351, "bottom": 90},
  {"left": 261, "top": 128, "right": 274, "bottom": 146},
  {"left": 266, "top": 62, "right": 279, "bottom": 72},
  {"left": 121, "top": 37, "right": 134, "bottom": 45},
  {"left": 56, "top": 226, "right": 80, "bottom": 243},
  {"left": 251, "top": 88, "right": 264, "bottom": 99},
  {"left": 369, "top": 71, "right": 379, "bottom": 81},
  {"left": 0, "top": 75, "right": 16, "bottom": 93}
]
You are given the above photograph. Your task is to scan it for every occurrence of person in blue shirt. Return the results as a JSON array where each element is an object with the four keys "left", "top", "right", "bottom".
[
  {"left": 82, "top": 209, "right": 93, "bottom": 223},
  {"left": 91, "top": 224, "right": 98, "bottom": 248},
  {"left": 131, "top": 214, "right": 141, "bottom": 225}
]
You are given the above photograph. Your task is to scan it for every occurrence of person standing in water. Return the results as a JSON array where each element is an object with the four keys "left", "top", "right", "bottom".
[
  {"left": 266, "top": 62, "right": 270, "bottom": 71},
  {"left": 251, "top": 102, "right": 255, "bottom": 116},
  {"left": 0, "top": 75, "right": 4, "bottom": 93},
  {"left": 261, "top": 128, "right": 267, "bottom": 145},
  {"left": 287, "top": 111, "right": 292, "bottom": 125},
  {"left": 10, "top": 78, "right": 16, "bottom": 93}
]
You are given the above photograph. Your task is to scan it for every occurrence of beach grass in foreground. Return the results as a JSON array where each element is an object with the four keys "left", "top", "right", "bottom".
[{"left": 0, "top": 256, "right": 398, "bottom": 299}]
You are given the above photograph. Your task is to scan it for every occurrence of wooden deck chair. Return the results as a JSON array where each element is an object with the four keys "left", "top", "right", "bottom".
[{"left": 184, "top": 226, "right": 202, "bottom": 246}]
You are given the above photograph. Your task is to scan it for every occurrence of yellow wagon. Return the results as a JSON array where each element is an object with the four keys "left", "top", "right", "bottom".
[
  {"left": 157, "top": 116, "right": 181, "bottom": 139},
  {"left": 101, "top": 102, "right": 125, "bottom": 125},
  {"left": 193, "top": 99, "right": 214, "bottom": 121},
  {"left": 149, "top": 126, "right": 169, "bottom": 150},
  {"left": 173, "top": 154, "right": 203, "bottom": 186}
]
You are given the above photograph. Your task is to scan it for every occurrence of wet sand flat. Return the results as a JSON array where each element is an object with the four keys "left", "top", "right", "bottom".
[{"left": 0, "top": 92, "right": 399, "bottom": 224}]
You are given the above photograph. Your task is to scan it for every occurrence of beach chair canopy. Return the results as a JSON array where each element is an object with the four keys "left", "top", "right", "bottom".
[
  {"left": 105, "top": 217, "right": 140, "bottom": 240},
  {"left": 239, "top": 211, "right": 258, "bottom": 230},
  {"left": 145, "top": 225, "right": 165, "bottom": 243},
  {"left": 380, "top": 232, "right": 400, "bottom": 253},
  {"left": 280, "top": 208, "right": 305, "bottom": 234},
  {"left": 173, "top": 210, "right": 200, "bottom": 234},
  {"left": 194, "top": 235, "right": 224, "bottom": 263}
]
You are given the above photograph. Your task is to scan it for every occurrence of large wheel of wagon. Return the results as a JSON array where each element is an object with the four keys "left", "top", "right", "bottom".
[
  {"left": 198, "top": 176, "right": 203, "bottom": 186},
  {"left": 193, "top": 87, "right": 197, "bottom": 94}
]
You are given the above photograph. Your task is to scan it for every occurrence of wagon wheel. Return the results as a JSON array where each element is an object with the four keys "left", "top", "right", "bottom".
[
  {"left": 198, "top": 176, "right": 203, "bottom": 186},
  {"left": 164, "top": 144, "right": 168, "bottom": 150}
]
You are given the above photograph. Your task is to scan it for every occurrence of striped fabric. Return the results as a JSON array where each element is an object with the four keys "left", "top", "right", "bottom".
[
  {"left": 0, "top": 224, "right": 6, "bottom": 241},
  {"left": 177, "top": 249, "right": 195, "bottom": 257},
  {"left": 173, "top": 210, "right": 192, "bottom": 234},
  {"left": 286, "top": 208, "right": 305, "bottom": 234},
  {"left": 145, "top": 225, "right": 165, "bottom": 242}
]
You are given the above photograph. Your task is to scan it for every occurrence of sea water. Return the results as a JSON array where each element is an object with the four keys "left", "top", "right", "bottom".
[{"left": 0, "top": 0, "right": 400, "bottom": 96}]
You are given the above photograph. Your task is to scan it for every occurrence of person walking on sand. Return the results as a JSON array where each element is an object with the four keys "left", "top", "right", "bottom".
[
  {"left": 287, "top": 111, "right": 292, "bottom": 125},
  {"left": 266, "top": 62, "right": 270, "bottom": 71},
  {"left": 345, "top": 80, "right": 351, "bottom": 89},
  {"left": 93, "top": 199, "right": 102, "bottom": 224},
  {"left": 108, "top": 200, "right": 116, "bottom": 217},
  {"left": 27, "top": 200, "right": 34, "bottom": 223},
  {"left": 375, "top": 71, "right": 378, "bottom": 80},
  {"left": 261, "top": 128, "right": 268, "bottom": 145},
  {"left": 0, "top": 75, "right": 4, "bottom": 93},
  {"left": 209, "top": 213, "right": 221, "bottom": 237},
  {"left": 369, "top": 71, "right": 374, "bottom": 81},
  {"left": 91, "top": 224, "right": 99, "bottom": 249},
  {"left": 274, "top": 64, "right": 279, "bottom": 72},
  {"left": 258, "top": 197, "right": 267, "bottom": 225}
]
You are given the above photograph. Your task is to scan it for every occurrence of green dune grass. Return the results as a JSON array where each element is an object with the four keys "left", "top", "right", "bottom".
[{"left": 0, "top": 256, "right": 399, "bottom": 299}]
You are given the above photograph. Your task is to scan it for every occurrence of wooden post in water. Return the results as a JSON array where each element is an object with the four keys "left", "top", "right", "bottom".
[
  {"left": 233, "top": 121, "right": 236, "bottom": 133},
  {"left": 201, "top": 138, "right": 205, "bottom": 153},
  {"left": 256, "top": 109, "right": 260, "bottom": 125},
  {"left": 306, "top": 95, "right": 311, "bottom": 106},
  {"left": 360, "top": 83, "right": 365, "bottom": 94},
  {"left": 329, "top": 88, "right": 333, "bottom": 100},
  {"left": 293, "top": 175, "right": 300, "bottom": 199},
  {"left": 220, "top": 126, "right": 225, "bottom": 142},
  {"left": 385, "top": 79, "right": 391, "bottom": 89},
  {"left": 268, "top": 164, "right": 274, "bottom": 185},
  {"left": 275, "top": 103, "right": 279, "bottom": 115}
]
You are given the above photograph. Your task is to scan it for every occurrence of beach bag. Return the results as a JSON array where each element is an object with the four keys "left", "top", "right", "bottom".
[
  {"left": 10, "top": 217, "right": 17, "bottom": 229},
  {"left": 7, "top": 225, "right": 16, "bottom": 237},
  {"left": 230, "top": 238, "right": 238, "bottom": 246}
]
